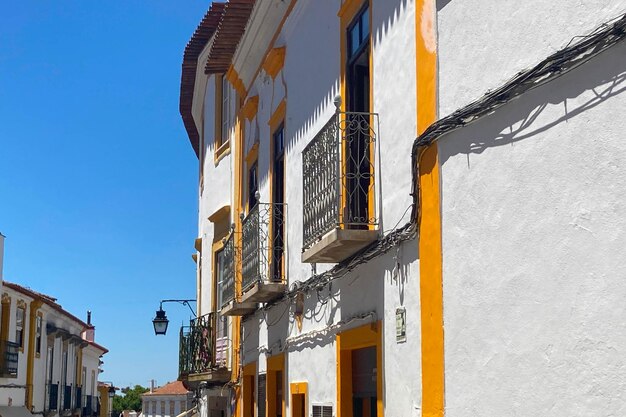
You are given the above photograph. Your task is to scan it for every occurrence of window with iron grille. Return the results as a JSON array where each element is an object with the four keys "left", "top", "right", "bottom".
[
  {"left": 312, "top": 405, "right": 333, "bottom": 417},
  {"left": 257, "top": 373, "right": 266, "bottom": 417}
]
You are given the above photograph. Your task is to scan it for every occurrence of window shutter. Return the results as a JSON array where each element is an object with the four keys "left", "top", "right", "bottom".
[{"left": 257, "top": 373, "right": 267, "bottom": 417}]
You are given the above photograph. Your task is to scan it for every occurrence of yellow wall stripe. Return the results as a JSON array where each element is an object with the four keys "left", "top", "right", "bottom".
[{"left": 416, "top": 0, "right": 444, "bottom": 416}]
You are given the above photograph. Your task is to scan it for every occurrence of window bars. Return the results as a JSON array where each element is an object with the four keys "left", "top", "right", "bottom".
[
  {"left": 302, "top": 111, "right": 380, "bottom": 251},
  {"left": 241, "top": 203, "right": 287, "bottom": 293}
]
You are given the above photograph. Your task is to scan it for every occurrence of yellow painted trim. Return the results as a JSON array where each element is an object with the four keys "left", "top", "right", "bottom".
[
  {"left": 262, "top": 47, "right": 286, "bottom": 79},
  {"left": 1, "top": 294, "right": 11, "bottom": 349},
  {"left": 76, "top": 344, "right": 83, "bottom": 384},
  {"left": 336, "top": 321, "right": 383, "bottom": 417},
  {"left": 244, "top": 0, "right": 297, "bottom": 97},
  {"left": 338, "top": 0, "right": 375, "bottom": 229},
  {"left": 241, "top": 95, "right": 259, "bottom": 121},
  {"left": 242, "top": 362, "right": 256, "bottom": 417},
  {"left": 268, "top": 101, "right": 287, "bottom": 281},
  {"left": 290, "top": 382, "right": 308, "bottom": 417},
  {"left": 16, "top": 301, "right": 26, "bottom": 353},
  {"left": 267, "top": 99, "right": 286, "bottom": 128},
  {"left": 226, "top": 65, "right": 247, "bottom": 99},
  {"left": 26, "top": 300, "right": 43, "bottom": 409},
  {"left": 98, "top": 385, "right": 110, "bottom": 417},
  {"left": 231, "top": 107, "right": 245, "bottom": 388},
  {"left": 245, "top": 142, "right": 259, "bottom": 165},
  {"left": 415, "top": 1, "right": 443, "bottom": 416},
  {"left": 266, "top": 353, "right": 285, "bottom": 417}
]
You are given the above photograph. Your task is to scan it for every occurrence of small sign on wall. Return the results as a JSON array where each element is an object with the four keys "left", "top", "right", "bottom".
[{"left": 396, "top": 307, "right": 406, "bottom": 343}]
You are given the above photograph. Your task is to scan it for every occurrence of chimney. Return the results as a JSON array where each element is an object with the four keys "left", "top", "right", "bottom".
[
  {"left": 150, "top": 379, "right": 155, "bottom": 393},
  {"left": 0, "top": 232, "right": 5, "bottom": 283},
  {"left": 83, "top": 310, "right": 95, "bottom": 342}
]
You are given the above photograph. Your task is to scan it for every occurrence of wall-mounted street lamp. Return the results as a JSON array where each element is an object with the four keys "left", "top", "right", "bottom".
[{"left": 152, "top": 299, "right": 196, "bottom": 336}]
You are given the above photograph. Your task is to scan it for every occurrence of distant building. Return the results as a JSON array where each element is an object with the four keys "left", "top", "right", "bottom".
[
  {"left": 0, "top": 240, "right": 108, "bottom": 417},
  {"left": 141, "top": 382, "right": 192, "bottom": 417}
]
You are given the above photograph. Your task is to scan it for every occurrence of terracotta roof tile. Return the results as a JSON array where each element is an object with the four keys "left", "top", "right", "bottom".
[{"left": 143, "top": 381, "right": 189, "bottom": 396}]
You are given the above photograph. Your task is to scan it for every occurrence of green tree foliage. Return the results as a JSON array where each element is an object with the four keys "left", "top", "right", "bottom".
[{"left": 111, "top": 385, "right": 149, "bottom": 416}]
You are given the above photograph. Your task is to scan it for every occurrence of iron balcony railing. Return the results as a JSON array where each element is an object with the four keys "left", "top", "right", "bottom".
[
  {"left": 179, "top": 313, "right": 213, "bottom": 377},
  {"left": 63, "top": 384, "right": 72, "bottom": 410},
  {"left": 302, "top": 111, "right": 380, "bottom": 251},
  {"left": 75, "top": 386, "right": 82, "bottom": 410},
  {"left": 47, "top": 382, "right": 59, "bottom": 411},
  {"left": 241, "top": 203, "right": 287, "bottom": 293},
  {"left": 218, "top": 233, "right": 236, "bottom": 309},
  {"left": 0, "top": 340, "right": 19, "bottom": 377}
]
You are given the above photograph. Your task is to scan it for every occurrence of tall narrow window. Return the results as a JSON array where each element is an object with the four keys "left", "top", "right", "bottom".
[
  {"left": 271, "top": 125, "right": 285, "bottom": 282},
  {"left": 345, "top": 4, "right": 372, "bottom": 228},
  {"left": 15, "top": 305, "right": 25, "bottom": 348},
  {"left": 169, "top": 401, "right": 175, "bottom": 417},
  {"left": 216, "top": 249, "right": 226, "bottom": 309},
  {"left": 248, "top": 160, "right": 259, "bottom": 211},
  {"left": 47, "top": 346, "right": 55, "bottom": 382},
  {"left": 35, "top": 314, "right": 42, "bottom": 355},
  {"left": 221, "top": 76, "right": 231, "bottom": 145}
]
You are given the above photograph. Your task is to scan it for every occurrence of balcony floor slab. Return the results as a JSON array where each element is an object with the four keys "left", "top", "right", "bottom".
[
  {"left": 220, "top": 300, "right": 257, "bottom": 316},
  {"left": 241, "top": 281, "right": 286, "bottom": 303},
  {"left": 302, "top": 228, "right": 379, "bottom": 263}
]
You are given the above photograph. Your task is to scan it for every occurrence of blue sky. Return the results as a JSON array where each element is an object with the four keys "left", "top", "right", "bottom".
[{"left": 0, "top": 1, "right": 208, "bottom": 388}]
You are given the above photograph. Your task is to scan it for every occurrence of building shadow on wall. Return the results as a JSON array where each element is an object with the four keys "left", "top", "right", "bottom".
[{"left": 439, "top": 42, "right": 626, "bottom": 163}]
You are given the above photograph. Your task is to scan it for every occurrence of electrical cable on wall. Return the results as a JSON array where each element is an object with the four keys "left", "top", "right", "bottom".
[{"left": 242, "top": 10, "right": 626, "bottom": 338}]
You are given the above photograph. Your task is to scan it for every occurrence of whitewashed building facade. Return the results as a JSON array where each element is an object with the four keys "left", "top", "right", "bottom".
[
  {"left": 0, "top": 279, "right": 107, "bottom": 417},
  {"left": 177, "top": 1, "right": 626, "bottom": 416}
]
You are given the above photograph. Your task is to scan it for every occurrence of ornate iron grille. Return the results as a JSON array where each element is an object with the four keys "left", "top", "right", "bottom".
[
  {"left": 241, "top": 203, "right": 287, "bottom": 293},
  {"left": 302, "top": 111, "right": 379, "bottom": 251},
  {"left": 0, "top": 340, "right": 18, "bottom": 377},
  {"left": 219, "top": 234, "right": 235, "bottom": 308},
  {"left": 178, "top": 313, "right": 215, "bottom": 378}
]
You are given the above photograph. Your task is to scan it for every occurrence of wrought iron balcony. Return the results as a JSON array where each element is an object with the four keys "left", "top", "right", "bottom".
[
  {"left": 63, "top": 384, "right": 72, "bottom": 410},
  {"left": 47, "top": 382, "right": 59, "bottom": 411},
  {"left": 240, "top": 203, "right": 287, "bottom": 303},
  {"left": 218, "top": 231, "right": 257, "bottom": 316},
  {"left": 0, "top": 340, "right": 18, "bottom": 377},
  {"left": 75, "top": 386, "right": 82, "bottom": 410},
  {"left": 178, "top": 313, "right": 230, "bottom": 386},
  {"left": 218, "top": 233, "right": 235, "bottom": 309},
  {"left": 302, "top": 111, "right": 380, "bottom": 263}
]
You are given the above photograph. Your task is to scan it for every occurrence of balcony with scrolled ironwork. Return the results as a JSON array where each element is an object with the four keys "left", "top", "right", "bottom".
[
  {"left": 219, "top": 231, "right": 256, "bottom": 316},
  {"left": 0, "top": 340, "right": 18, "bottom": 378},
  {"left": 302, "top": 110, "right": 380, "bottom": 263},
  {"left": 240, "top": 203, "right": 287, "bottom": 304},
  {"left": 178, "top": 313, "right": 230, "bottom": 388}
]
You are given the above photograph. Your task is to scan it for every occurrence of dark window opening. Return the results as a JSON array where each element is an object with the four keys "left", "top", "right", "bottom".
[
  {"left": 346, "top": 5, "right": 372, "bottom": 228},
  {"left": 248, "top": 161, "right": 258, "bottom": 211},
  {"left": 271, "top": 125, "right": 285, "bottom": 282}
]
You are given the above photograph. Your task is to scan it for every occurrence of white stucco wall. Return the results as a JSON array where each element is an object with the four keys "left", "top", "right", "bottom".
[
  {"left": 439, "top": 41, "right": 626, "bottom": 416},
  {"left": 194, "top": 0, "right": 422, "bottom": 416},
  {"left": 437, "top": 0, "right": 625, "bottom": 117}
]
